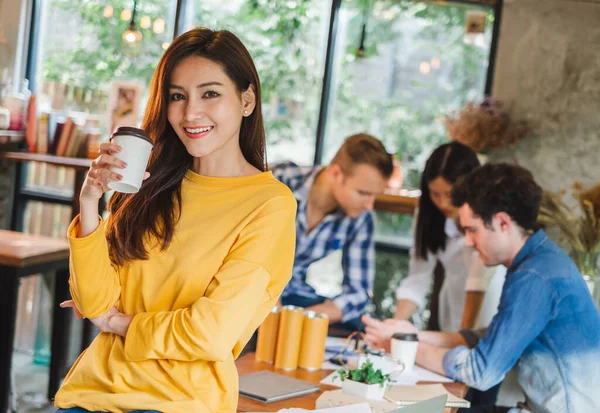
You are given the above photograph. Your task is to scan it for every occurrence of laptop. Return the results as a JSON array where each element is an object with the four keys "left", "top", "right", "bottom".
[
  {"left": 239, "top": 370, "right": 320, "bottom": 403},
  {"left": 387, "top": 394, "right": 448, "bottom": 413}
]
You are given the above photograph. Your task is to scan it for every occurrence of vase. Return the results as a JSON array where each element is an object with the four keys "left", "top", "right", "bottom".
[
  {"left": 342, "top": 379, "right": 387, "bottom": 400},
  {"left": 572, "top": 249, "right": 600, "bottom": 309}
]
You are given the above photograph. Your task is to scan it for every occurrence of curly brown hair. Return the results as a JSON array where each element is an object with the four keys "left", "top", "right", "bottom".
[{"left": 452, "top": 163, "right": 542, "bottom": 232}]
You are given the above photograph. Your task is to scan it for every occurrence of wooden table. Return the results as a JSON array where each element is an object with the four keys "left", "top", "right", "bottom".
[
  {"left": 236, "top": 353, "right": 467, "bottom": 413},
  {"left": 0, "top": 151, "right": 101, "bottom": 352},
  {"left": 0, "top": 230, "right": 72, "bottom": 412}
]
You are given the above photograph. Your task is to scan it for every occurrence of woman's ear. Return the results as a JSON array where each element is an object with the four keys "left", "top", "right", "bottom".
[{"left": 242, "top": 84, "right": 256, "bottom": 117}]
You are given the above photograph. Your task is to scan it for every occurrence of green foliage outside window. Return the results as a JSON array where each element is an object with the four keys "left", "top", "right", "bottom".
[
  {"left": 40, "top": 0, "right": 493, "bottom": 316},
  {"left": 42, "top": 0, "right": 492, "bottom": 179},
  {"left": 43, "top": 0, "right": 170, "bottom": 89}
]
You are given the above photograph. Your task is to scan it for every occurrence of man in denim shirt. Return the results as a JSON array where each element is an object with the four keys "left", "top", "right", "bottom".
[{"left": 366, "top": 163, "right": 600, "bottom": 413}]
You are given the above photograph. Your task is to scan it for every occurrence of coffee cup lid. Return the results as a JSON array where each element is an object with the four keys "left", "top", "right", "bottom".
[
  {"left": 304, "top": 310, "right": 329, "bottom": 320},
  {"left": 110, "top": 126, "right": 153, "bottom": 146},
  {"left": 392, "top": 332, "right": 419, "bottom": 341}
]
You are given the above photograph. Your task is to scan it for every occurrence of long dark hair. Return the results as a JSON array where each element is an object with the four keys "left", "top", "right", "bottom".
[
  {"left": 106, "top": 28, "right": 267, "bottom": 265},
  {"left": 415, "top": 142, "right": 479, "bottom": 260}
]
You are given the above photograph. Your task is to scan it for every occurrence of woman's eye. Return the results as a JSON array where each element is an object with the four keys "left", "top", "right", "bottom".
[
  {"left": 170, "top": 93, "right": 185, "bottom": 101},
  {"left": 203, "top": 90, "right": 220, "bottom": 98}
]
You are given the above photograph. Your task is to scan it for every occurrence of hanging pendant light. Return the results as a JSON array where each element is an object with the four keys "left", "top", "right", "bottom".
[
  {"left": 356, "top": 0, "right": 372, "bottom": 58},
  {"left": 122, "top": 0, "right": 143, "bottom": 56},
  {"left": 356, "top": 23, "right": 367, "bottom": 58}
]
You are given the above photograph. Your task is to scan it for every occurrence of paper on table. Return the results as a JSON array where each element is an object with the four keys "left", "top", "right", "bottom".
[
  {"left": 320, "top": 365, "right": 451, "bottom": 387},
  {"left": 410, "top": 366, "right": 453, "bottom": 383},
  {"left": 247, "top": 402, "right": 373, "bottom": 413},
  {"left": 385, "top": 384, "right": 470, "bottom": 408},
  {"left": 317, "top": 386, "right": 469, "bottom": 412},
  {"left": 317, "top": 390, "right": 395, "bottom": 413}
]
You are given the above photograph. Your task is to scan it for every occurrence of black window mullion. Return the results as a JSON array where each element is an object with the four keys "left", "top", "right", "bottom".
[{"left": 313, "top": 0, "right": 342, "bottom": 166}]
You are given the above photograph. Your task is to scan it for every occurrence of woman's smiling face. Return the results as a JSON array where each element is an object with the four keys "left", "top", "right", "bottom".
[{"left": 167, "top": 56, "right": 252, "bottom": 159}]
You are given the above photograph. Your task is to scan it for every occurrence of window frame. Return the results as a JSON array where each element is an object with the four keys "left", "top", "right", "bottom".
[{"left": 24, "top": 0, "right": 502, "bottom": 167}]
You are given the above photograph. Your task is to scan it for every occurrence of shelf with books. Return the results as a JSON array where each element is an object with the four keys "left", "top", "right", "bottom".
[
  {"left": 0, "top": 129, "right": 26, "bottom": 147},
  {"left": 0, "top": 151, "right": 91, "bottom": 171},
  {"left": 0, "top": 130, "right": 26, "bottom": 137},
  {"left": 18, "top": 187, "right": 74, "bottom": 206},
  {"left": 28, "top": 110, "right": 102, "bottom": 159}
]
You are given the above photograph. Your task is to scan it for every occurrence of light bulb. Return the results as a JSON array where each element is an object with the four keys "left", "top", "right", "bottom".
[
  {"left": 103, "top": 6, "right": 113, "bottom": 18},
  {"left": 122, "top": 28, "right": 143, "bottom": 56},
  {"left": 122, "top": 29, "right": 142, "bottom": 43},
  {"left": 121, "top": 9, "right": 132, "bottom": 21},
  {"left": 153, "top": 19, "right": 165, "bottom": 34},
  {"left": 140, "top": 16, "right": 151, "bottom": 29}
]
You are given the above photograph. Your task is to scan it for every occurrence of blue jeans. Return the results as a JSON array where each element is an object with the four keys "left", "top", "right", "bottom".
[{"left": 56, "top": 409, "right": 161, "bottom": 413}]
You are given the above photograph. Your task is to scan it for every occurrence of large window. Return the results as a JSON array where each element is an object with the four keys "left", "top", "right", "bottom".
[
  {"left": 323, "top": 0, "right": 494, "bottom": 188},
  {"left": 23, "top": 0, "right": 178, "bottom": 199},
  {"left": 38, "top": 0, "right": 177, "bottom": 109},
  {"left": 15, "top": 0, "right": 499, "bottom": 345},
  {"left": 184, "top": 0, "right": 331, "bottom": 165}
]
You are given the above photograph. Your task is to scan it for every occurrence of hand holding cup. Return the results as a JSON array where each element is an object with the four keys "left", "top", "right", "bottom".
[
  {"left": 80, "top": 142, "right": 130, "bottom": 203},
  {"left": 80, "top": 126, "right": 153, "bottom": 202}
]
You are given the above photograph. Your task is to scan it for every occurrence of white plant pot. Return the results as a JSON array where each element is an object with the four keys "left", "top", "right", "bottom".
[{"left": 342, "top": 379, "right": 386, "bottom": 400}]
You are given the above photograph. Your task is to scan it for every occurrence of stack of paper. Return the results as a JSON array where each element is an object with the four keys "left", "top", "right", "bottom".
[
  {"left": 320, "top": 366, "right": 452, "bottom": 387},
  {"left": 385, "top": 384, "right": 470, "bottom": 408},
  {"left": 247, "top": 402, "right": 373, "bottom": 413},
  {"left": 316, "top": 385, "right": 469, "bottom": 412}
]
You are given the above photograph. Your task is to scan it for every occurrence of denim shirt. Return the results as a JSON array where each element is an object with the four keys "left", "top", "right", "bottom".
[{"left": 443, "top": 230, "right": 600, "bottom": 413}]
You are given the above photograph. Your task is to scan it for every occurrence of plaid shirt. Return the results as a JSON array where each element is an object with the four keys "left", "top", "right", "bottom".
[{"left": 271, "top": 162, "right": 375, "bottom": 322}]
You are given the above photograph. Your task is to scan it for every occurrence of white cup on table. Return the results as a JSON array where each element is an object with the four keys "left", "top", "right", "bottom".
[{"left": 391, "top": 332, "right": 419, "bottom": 372}]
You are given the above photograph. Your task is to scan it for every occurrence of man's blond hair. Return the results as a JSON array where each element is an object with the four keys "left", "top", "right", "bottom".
[{"left": 331, "top": 133, "right": 394, "bottom": 178}]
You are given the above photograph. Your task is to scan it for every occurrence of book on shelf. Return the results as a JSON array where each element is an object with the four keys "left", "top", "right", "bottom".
[
  {"left": 26, "top": 94, "right": 37, "bottom": 152},
  {"left": 36, "top": 112, "right": 49, "bottom": 154},
  {"left": 29, "top": 109, "right": 103, "bottom": 159},
  {"left": 54, "top": 116, "right": 74, "bottom": 156}
]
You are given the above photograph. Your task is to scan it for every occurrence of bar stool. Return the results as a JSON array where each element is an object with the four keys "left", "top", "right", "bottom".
[{"left": 0, "top": 230, "right": 71, "bottom": 413}]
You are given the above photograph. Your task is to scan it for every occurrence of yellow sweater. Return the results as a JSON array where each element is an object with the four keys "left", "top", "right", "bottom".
[{"left": 54, "top": 170, "right": 296, "bottom": 413}]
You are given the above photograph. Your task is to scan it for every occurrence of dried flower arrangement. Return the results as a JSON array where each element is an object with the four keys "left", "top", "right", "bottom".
[
  {"left": 444, "top": 97, "right": 528, "bottom": 153},
  {"left": 538, "top": 182, "right": 600, "bottom": 275}
]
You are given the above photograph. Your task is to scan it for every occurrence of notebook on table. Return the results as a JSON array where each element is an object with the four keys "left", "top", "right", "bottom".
[
  {"left": 317, "top": 385, "right": 469, "bottom": 412},
  {"left": 239, "top": 370, "right": 320, "bottom": 403},
  {"left": 385, "top": 384, "right": 470, "bottom": 409},
  {"left": 387, "top": 395, "right": 447, "bottom": 413}
]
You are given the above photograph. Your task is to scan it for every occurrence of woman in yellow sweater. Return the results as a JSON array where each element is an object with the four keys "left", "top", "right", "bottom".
[{"left": 54, "top": 28, "right": 297, "bottom": 413}]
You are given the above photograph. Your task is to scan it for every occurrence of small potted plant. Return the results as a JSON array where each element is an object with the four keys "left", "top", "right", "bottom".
[{"left": 335, "top": 360, "right": 393, "bottom": 400}]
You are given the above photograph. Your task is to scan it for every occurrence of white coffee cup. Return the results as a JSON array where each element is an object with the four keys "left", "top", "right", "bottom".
[
  {"left": 391, "top": 332, "right": 419, "bottom": 372},
  {"left": 107, "top": 127, "right": 153, "bottom": 193}
]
